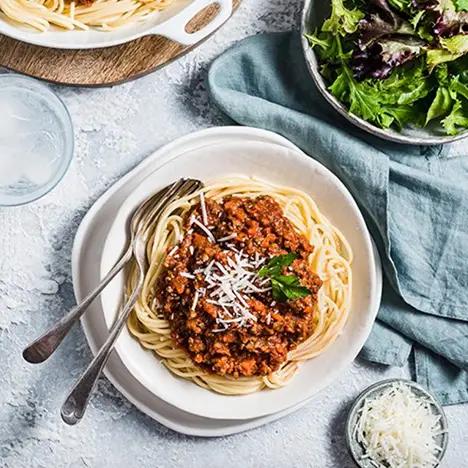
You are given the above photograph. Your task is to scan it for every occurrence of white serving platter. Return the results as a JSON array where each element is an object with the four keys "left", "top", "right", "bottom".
[{"left": 0, "top": 0, "right": 232, "bottom": 49}]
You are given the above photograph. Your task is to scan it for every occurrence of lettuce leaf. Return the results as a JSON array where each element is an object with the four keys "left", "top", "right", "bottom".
[
  {"left": 308, "top": 0, "right": 468, "bottom": 134},
  {"left": 439, "top": 0, "right": 457, "bottom": 10},
  {"left": 426, "top": 73, "right": 468, "bottom": 130},
  {"left": 426, "top": 86, "right": 454, "bottom": 122},
  {"left": 348, "top": 81, "right": 382, "bottom": 122},
  {"left": 329, "top": 65, "right": 389, "bottom": 125},
  {"left": 387, "top": 104, "right": 426, "bottom": 128},
  {"left": 440, "top": 34, "right": 468, "bottom": 52},
  {"left": 389, "top": 0, "right": 412, "bottom": 10},
  {"left": 322, "top": 0, "right": 365, "bottom": 36},
  {"left": 455, "top": 0, "right": 468, "bottom": 9},
  {"left": 442, "top": 99, "right": 468, "bottom": 133},
  {"left": 329, "top": 62, "right": 426, "bottom": 129},
  {"left": 374, "top": 60, "right": 433, "bottom": 104},
  {"left": 449, "top": 55, "right": 468, "bottom": 77},
  {"left": 428, "top": 35, "right": 468, "bottom": 69},
  {"left": 427, "top": 48, "right": 463, "bottom": 69},
  {"left": 411, "top": 10, "right": 427, "bottom": 28},
  {"left": 450, "top": 75, "right": 468, "bottom": 97},
  {"left": 305, "top": 31, "right": 353, "bottom": 62}
]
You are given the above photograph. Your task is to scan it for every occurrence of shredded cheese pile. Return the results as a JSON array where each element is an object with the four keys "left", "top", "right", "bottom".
[
  {"left": 201, "top": 247, "right": 271, "bottom": 331},
  {"left": 177, "top": 195, "right": 272, "bottom": 332},
  {"left": 354, "top": 382, "right": 445, "bottom": 468}
]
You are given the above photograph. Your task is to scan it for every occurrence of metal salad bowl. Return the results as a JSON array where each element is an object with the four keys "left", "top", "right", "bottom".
[{"left": 300, "top": 0, "right": 468, "bottom": 146}]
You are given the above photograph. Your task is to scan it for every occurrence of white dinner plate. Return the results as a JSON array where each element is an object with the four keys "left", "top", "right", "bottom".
[
  {"left": 74, "top": 126, "right": 383, "bottom": 435},
  {"left": 98, "top": 135, "right": 379, "bottom": 420}
]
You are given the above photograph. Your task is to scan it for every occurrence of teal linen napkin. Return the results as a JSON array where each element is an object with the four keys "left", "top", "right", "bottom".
[{"left": 208, "top": 31, "right": 468, "bottom": 404}]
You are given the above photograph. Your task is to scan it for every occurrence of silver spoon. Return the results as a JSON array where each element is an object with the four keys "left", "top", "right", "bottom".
[
  {"left": 22, "top": 179, "right": 187, "bottom": 364},
  {"left": 60, "top": 178, "right": 203, "bottom": 425}
]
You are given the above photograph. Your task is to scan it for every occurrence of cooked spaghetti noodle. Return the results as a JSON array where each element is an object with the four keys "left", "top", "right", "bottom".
[
  {"left": 0, "top": 0, "right": 175, "bottom": 32},
  {"left": 126, "top": 175, "right": 353, "bottom": 395}
]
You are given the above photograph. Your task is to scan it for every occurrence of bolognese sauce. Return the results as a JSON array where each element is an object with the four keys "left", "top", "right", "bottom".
[{"left": 158, "top": 196, "right": 323, "bottom": 379}]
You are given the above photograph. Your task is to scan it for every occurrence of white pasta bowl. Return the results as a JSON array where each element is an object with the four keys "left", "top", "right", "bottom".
[
  {"left": 99, "top": 138, "right": 380, "bottom": 420},
  {"left": 0, "top": 0, "right": 232, "bottom": 49}
]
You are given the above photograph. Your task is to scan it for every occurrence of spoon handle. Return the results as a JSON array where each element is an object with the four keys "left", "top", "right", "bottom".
[
  {"left": 22, "top": 246, "right": 133, "bottom": 364},
  {"left": 60, "top": 266, "right": 145, "bottom": 425}
]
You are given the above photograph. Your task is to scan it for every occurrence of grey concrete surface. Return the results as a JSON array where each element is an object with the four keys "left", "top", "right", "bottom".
[{"left": 1, "top": 1, "right": 467, "bottom": 466}]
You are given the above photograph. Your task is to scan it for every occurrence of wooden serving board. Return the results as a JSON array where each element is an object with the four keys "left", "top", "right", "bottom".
[{"left": 0, "top": 0, "right": 240, "bottom": 87}]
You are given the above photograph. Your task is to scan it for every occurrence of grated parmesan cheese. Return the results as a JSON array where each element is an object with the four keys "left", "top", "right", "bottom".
[
  {"left": 167, "top": 246, "right": 178, "bottom": 257},
  {"left": 180, "top": 272, "right": 195, "bottom": 280},
  {"left": 354, "top": 382, "right": 445, "bottom": 468},
  {"left": 218, "top": 233, "right": 238, "bottom": 243},
  {"left": 186, "top": 246, "right": 270, "bottom": 329},
  {"left": 191, "top": 291, "right": 200, "bottom": 311},
  {"left": 192, "top": 217, "right": 216, "bottom": 243}
]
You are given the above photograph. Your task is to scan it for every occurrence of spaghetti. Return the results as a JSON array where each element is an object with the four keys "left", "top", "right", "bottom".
[
  {"left": 0, "top": 0, "right": 175, "bottom": 32},
  {"left": 126, "top": 175, "right": 353, "bottom": 395}
]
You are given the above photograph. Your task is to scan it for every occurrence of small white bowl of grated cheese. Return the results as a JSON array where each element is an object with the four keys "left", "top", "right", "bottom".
[{"left": 346, "top": 379, "right": 448, "bottom": 468}]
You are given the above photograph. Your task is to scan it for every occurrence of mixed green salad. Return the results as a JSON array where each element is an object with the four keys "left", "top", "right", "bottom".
[{"left": 306, "top": 0, "right": 468, "bottom": 135}]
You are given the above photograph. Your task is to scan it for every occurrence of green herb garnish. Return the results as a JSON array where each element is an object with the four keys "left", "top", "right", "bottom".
[{"left": 258, "top": 253, "right": 312, "bottom": 302}]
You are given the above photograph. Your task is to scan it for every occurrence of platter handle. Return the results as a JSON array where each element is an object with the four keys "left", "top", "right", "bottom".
[{"left": 150, "top": 0, "right": 233, "bottom": 46}]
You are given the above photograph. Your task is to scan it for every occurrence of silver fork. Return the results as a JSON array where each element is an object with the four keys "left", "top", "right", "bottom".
[
  {"left": 60, "top": 178, "right": 203, "bottom": 425},
  {"left": 22, "top": 179, "right": 187, "bottom": 364}
]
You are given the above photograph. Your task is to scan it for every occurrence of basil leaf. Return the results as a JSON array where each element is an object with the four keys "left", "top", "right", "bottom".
[
  {"left": 258, "top": 254, "right": 312, "bottom": 302},
  {"left": 284, "top": 286, "right": 314, "bottom": 300},
  {"left": 274, "top": 274, "right": 301, "bottom": 286},
  {"left": 271, "top": 279, "right": 288, "bottom": 302},
  {"left": 258, "top": 253, "right": 297, "bottom": 278},
  {"left": 271, "top": 277, "right": 313, "bottom": 301}
]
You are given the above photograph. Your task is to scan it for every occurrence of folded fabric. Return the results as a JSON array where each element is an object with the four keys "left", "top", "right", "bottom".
[{"left": 208, "top": 31, "right": 468, "bottom": 404}]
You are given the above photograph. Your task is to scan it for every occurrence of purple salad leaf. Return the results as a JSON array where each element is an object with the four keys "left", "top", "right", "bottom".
[
  {"left": 412, "top": 0, "right": 438, "bottom": 10},
  {"left": 434, "top": 10, "right": 468, "bottom": 36},
  {"left": 359, "top": 0, "right": 414, "bottom": 47},
  {"left": 352, "top": 37, "right": 425, "bottom": 79},
  {"left": 412, "top": 0, "right": 455, "bottom": 10}
]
